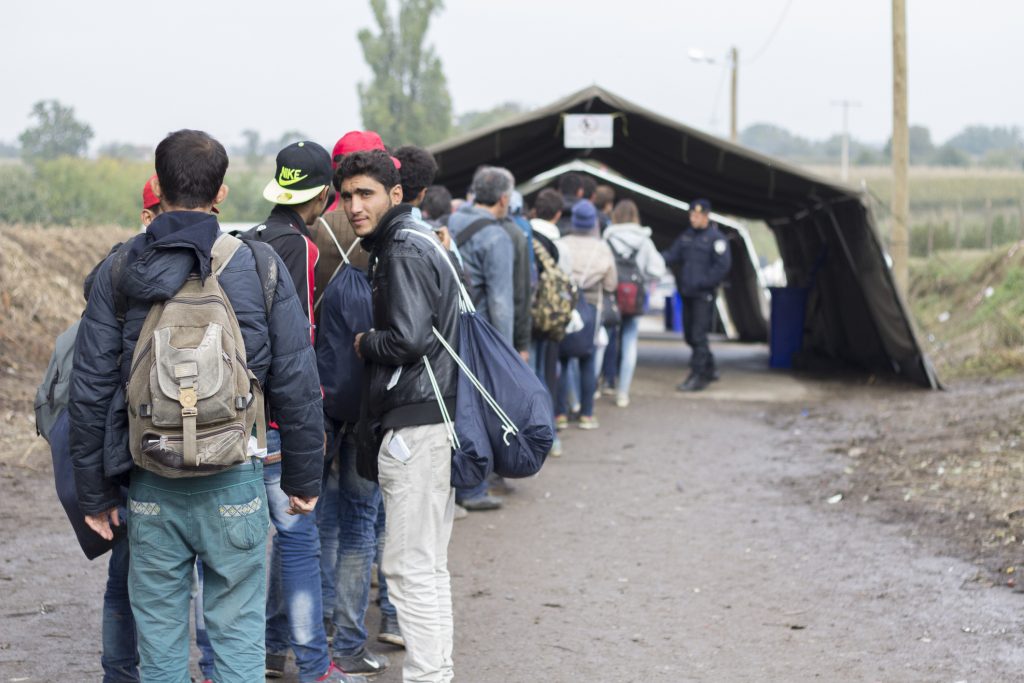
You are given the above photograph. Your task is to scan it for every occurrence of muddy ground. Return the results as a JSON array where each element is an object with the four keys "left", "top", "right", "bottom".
[{"left": 2, "top": 336, "right": 1024, "bottom": 681}]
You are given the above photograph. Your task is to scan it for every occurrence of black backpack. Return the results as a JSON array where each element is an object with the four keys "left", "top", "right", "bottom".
[{"left": 610, "top": 239, "right": 645, "bottom": 316}]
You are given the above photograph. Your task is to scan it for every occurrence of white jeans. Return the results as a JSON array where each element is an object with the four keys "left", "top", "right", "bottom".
[{"left": 378, "top": 423, "right": 455, "bottom": 683}]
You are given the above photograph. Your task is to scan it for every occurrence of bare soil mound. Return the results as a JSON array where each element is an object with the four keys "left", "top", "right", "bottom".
[{"left": 0, "top": 225, "right": 134, "bottom": 465}]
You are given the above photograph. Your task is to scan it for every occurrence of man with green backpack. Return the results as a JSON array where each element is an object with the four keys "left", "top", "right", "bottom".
[{"left": 69, "top": 130, "right": 334, "bottom": 683}]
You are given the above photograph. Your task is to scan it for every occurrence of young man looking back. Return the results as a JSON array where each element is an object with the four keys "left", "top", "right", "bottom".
[{"left": 339, "top": 149, "right": 461, "bottom": 683}]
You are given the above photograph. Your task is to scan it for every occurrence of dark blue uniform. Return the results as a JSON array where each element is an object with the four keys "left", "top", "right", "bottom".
[{"left": 662, "top": 222, "right": 732, "bottom": 382}]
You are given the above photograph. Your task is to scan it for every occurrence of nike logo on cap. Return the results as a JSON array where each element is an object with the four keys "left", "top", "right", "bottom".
[{"left": 278, "top": 166, "right": 308, "bottom": 186}]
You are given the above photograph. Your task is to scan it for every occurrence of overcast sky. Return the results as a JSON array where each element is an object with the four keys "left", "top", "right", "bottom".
[{"left": 3, "top": 0, "right": 1021, "bottom": 153}]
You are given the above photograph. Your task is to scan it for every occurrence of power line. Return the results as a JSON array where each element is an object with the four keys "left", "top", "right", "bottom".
[{"left": 744, "top": 0, "right": 796, "bottom": 64}]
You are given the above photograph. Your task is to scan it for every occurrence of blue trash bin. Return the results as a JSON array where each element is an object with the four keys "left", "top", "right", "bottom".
[
  {"left": 664, "top": 293, "right": 684, "bottom": 333},
  {"left": 768, "top": 287, "right": 808, "bottom": 369}
]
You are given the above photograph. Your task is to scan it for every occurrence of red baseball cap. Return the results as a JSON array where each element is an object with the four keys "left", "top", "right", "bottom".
[
  {"left": 142, "top": 175, "right": 160, "bottom": 210},
  {"left": 331, "top": 131, "right": 401, "bottom": 170}
]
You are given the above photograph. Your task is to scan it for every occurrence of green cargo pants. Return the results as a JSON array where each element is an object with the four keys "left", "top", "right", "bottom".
[{"left": 127, "top": 459, "right": 269, "bottom": 683}]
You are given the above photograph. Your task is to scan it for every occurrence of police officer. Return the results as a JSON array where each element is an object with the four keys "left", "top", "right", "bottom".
[{"left": 662, "top": 199, "right": 732, "bottom": 392}]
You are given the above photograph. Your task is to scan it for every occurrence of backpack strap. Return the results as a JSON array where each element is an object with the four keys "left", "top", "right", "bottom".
[
  {"left": 235, "top": 238, "right": 279, "bottom": 319},
  {"left": 109, "top": 238, "right": 139, "bottom": 325},
  {"left": 454, "top": 217, "right": 497, "bottom": 248},
  {"left": 607, "top": 234, "right": 641, "bottom": 262},
  {"left": 532, "top": 238, "right": 558, "bottom": 274},
  {"left": 212, "top": 233, "right": 244, "bottom": 275}
]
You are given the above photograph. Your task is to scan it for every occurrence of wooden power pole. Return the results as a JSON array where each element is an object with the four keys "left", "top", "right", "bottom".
[
  {"left": 891, "top": 0, "right": 910, "bottom": 293},
  {"left": 730, "top": 46, "right": 739, "bottom": 143}
]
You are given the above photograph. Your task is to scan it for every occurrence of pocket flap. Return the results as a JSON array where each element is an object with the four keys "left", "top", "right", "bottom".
[{"left": 153, "top": 324, "right": 225, "bottom": 401}]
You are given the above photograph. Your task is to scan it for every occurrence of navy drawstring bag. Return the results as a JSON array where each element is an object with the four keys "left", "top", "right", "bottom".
[
  {"left": 316, "top": 264, "right": 373, "bottom": 425},
  {"left": 406, "top": 231, "right": 554, "bottom": 486}
]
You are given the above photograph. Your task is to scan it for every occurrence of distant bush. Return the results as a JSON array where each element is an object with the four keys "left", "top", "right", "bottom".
[{"left": 0, "top": 158, "right": 272, "bottom": 227}]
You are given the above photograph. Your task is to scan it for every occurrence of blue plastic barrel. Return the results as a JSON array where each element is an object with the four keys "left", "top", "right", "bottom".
[
  {"left": 768, "top": 287, "right": 808, "bottom": 369},
  {"left": 664, "top": 293, "right": 684, "bottom": 333}
]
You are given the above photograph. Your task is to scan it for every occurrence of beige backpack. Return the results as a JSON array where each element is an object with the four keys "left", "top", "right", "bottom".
[{"left": 126, "top": 234, "right": 266, "bottom": 477}]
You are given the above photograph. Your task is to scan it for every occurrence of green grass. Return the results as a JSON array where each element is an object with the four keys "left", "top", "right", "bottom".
[{"left": 909, "top": 248, "right": 1024, "bottom": 378}]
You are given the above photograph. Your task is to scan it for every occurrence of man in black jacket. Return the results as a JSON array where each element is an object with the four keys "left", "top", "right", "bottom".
[
  {"left": 69, "top": 130, "right": 331, "bottom": 682},
  {"left": 339, "top": 149, "right": 461, "bottom": 683},
  {"left": 662, "top": 198, "right": 732, "bottom": 392},
  {"left": 253, "top": 142, "right": 377, "bottom": 681}
]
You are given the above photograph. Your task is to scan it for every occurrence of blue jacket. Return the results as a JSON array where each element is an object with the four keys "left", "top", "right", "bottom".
[
  {"left": 448, "top": 203, "right": 515, "bottom": 344},
  {"left": 69, "top": 211, "right": 324, "bottom": 515},
  {"left": 662, "top": 222, "right": 732, "bottom": 297}
]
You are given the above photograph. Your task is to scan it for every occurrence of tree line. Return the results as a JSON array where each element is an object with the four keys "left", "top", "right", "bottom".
[{"left": 740, "top": 122, "right": 1024, "bottom": 169}]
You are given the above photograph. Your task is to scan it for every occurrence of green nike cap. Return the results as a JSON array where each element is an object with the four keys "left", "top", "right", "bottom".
[{"left": 263, "top": 140, "right": 333, "bottom": 205}]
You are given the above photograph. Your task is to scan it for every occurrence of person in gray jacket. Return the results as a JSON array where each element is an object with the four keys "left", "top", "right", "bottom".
[
  {"left": 602, "top": 199, "right": 667, "bottom": 406},
  {"left": 447, "top": 167, "right": 516, "bottom": 344},
  {"left": 446, "top": 166, "right": 518, "bottom": 511}
]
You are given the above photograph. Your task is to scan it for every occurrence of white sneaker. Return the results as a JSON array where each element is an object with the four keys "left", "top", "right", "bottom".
[
  {"left": 453, "top": 503, "right": 469, "bottom": 520},
  {"left": 615, "top": 394, "right": 629, "bottom": 408}
]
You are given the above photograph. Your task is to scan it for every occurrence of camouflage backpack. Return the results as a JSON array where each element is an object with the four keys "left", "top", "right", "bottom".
[
  {"left": 530, "top": 239, "right": 577, "bottom": 341},
  {"left": 126, "top": 234, "right": 266, "bottom": 477}
]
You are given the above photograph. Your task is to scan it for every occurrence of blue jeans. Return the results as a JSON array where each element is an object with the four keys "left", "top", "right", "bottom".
[
  {"left": 601, "top": 324, "right": 620, "bottom": 387},
  {"left": 128, "top": 460, "right": 269, "bottom": 683},
  {"left": 264, "top": 431, "right": 331, "bottom": 683},
  {"left": 617, "top": 316, "right": 640, "bottom": 396},
  {"left": 557, "top": 351, "right": 596, "bottom": 417},
  {"left": 375, "top": 497, "right": 397, "bottom": 618},
  {"left": 103, "top": 536, "right": 139, "bottom": 683},
  {"left": 318, "top": 430, "right": 390, "bottom": 656}
]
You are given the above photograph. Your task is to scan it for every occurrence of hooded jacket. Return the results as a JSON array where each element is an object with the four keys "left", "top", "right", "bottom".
[
  {"left": 603, "top": 222, "right": 667, "bottom": 284},
  {"left": 69, "top": 211, "right": 324, "bottom": 514},
  {"left": 359, "top": 205, "right": 460, "bottom": 429}
]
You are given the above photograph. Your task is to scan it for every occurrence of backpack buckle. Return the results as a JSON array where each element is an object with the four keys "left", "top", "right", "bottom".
[{"left": 179, "top": 386, "right": 198, "bottom": 410}]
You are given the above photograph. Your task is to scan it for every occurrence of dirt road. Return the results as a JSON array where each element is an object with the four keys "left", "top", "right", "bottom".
[{"left": 2, "top": 338, "right": 1023, "bottom": 682}]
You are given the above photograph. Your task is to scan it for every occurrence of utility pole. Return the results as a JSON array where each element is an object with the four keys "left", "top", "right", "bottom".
[
  {"left": 831, "top": 99, "right": 861, "bottom": 182},
  {"left": 729, "top": 46, "right": 739, "bottom": 142},
  {"left": 891, "top": 0, "right": 910, "bottom": 294}
]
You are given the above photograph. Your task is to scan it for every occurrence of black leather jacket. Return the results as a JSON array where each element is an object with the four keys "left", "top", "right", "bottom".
[{"left": 359, "top": 205, "right": 460, "bottom": 429}]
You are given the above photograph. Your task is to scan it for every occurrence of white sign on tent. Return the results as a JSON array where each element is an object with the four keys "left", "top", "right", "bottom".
[{"left": 563, "top": 114, "right": 614, "bottom": 149}]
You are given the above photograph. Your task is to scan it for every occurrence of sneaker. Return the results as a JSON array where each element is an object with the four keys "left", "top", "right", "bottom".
[
  {"left": 578, "top": 416, "right": 600, "bottom": 430},
  {"left": 317, "top": 662, "right": 369, "bottom": 682},
  {"left": 378, "top": 613, "right": 404, "bottom": 648},
  {"left": 333, "top": 647, "right": 389, "bottom": 677},
  {"left": 453, "top": 503, "right": 469, "bottom": 520},
  {"left": 615, "top": 393, "right": 629, "bottom": 408},
  {"left": 601, "top": 385, "right": 617, "bottom": 397},
  {"left": 459, "top": 494, "right": 503, "bottom": 511},
  {"left": 266, "top": 652, "right": 287, "bottom": 678},
  {"left": 555, "top": 414, "right": 568, "bottom": 431},
  {"left": 549, "top": 436, "right": 563, "bottom": 457}
]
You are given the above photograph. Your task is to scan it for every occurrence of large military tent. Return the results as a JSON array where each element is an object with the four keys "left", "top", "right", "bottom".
[
  {"left": 429, "top": 85, "right": 937, "bottom": 388},
  {"left": 519, "top": 160, "right": 770, "bottom": 343}
]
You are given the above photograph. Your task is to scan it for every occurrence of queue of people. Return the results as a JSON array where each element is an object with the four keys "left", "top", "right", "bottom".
[{"left": 45, "top": 131, "right": 731, "bottom": 683}]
